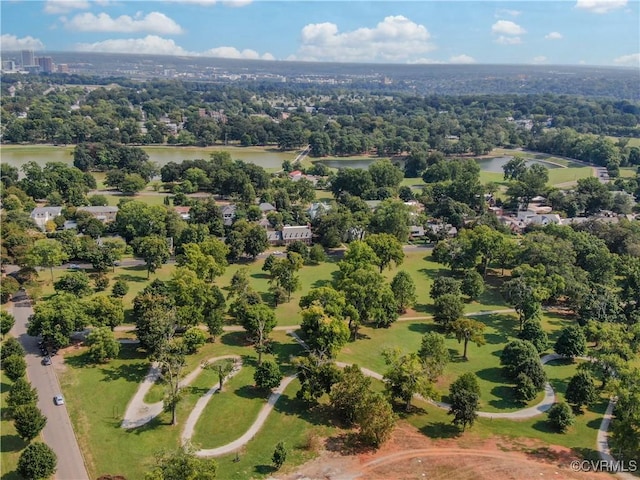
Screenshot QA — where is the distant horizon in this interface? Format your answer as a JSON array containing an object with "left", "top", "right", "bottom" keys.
[
  {"left": 1, "top": 50, "right": 638, "bottom": 71},
  {"left": 1, "top": 1, "right": 638, "bottom": 68}
]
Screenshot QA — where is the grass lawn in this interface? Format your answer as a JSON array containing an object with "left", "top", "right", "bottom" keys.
[
  {"left": 547, "top": 167, "right": 594, "bottom": 185},
  {"left": 0, "top": 371, "right": 27, "bottom": 480},
  {"left": 619, "top": 167, "right": 638, "bottom": 178},
  {"left": 190, "top": 361, "right": 266, "bottom": 449},
  {"left": 337, "top": 310, "right": 576, "bottom": 413}
]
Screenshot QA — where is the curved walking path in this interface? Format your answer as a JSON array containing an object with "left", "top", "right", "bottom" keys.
[
  {"left": 121, "top": 355, "right": 241, "bottom": 429},
  {"left": 120, "top": 331, "right": 627, "bottom": 471}
]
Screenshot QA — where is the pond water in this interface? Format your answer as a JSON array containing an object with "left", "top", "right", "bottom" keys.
[
  {"left": 317, "top": 156, "right": 560, "bottom": 171},
  {"left": 0, "top": 146, "right": 290, "bottom": 170}
]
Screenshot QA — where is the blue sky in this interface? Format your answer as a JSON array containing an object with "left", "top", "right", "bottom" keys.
[{"left": 1, "top": 0, "right": 638, "bottom": 66}]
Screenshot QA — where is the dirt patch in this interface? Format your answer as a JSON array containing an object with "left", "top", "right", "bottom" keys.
[{"left": 278, "top": 422, "right": 609, "bottom": 480}]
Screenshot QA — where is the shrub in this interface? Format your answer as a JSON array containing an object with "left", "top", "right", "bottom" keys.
[
  {"left": 272, "top": 441, "right": 287, "bottom": 470},
  {"left": 93, "top": 273, "right": 110, "bottom": 291},
  {"left": 182, "top": 327, "right": 207, "bottom": 354},
  {"left": 3, "top": 354, "right": 26, "bottom": 381},
  {"left": 547, "top": 402, "right": 575, "bottom": 432},
  {"left": 111, "top": 279, "right": 129, "bottom": 298}
]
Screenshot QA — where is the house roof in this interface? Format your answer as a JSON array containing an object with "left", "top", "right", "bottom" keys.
[
  {"left": 282, "top": 225, "right": 312, "bottom": 240},
  {"left": 259, "top": 202, "right": 276, "bottom": 212},
  {"left": 30, "top": 207, "right": 63, "bottom": 217},
  {"left": 221, "top": 204, "right": 237, "bottom": 215},
  {"left": 77, "top": 206, "right": 119, "bottom": 214}
]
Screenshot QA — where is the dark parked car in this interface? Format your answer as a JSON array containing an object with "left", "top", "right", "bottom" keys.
[{"left": 41, "top": 356, "right": 52, "bottom": 366}]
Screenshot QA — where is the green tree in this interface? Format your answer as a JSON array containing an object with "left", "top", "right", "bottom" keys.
[
  {"left": 554, "top": 325, "right": 587, "bottom": 359},
  {"left": 84, "top": 296, "right": 124, "bottom": 330},
  {"left": 272, "top": 441, "right": 287, "bottom": 470},
  {"left": 111, "top": 279, "right": 129, "bottom": 298},
  {"left": 17, "top": 442, "right": 57, "bottom": 480},
  {"left": 1, "top": 337, "right": 25, "bottom": 360},
  {"left": 515, "top": 372, "right": 538, "bottom": 402},
  {"left": 365, "top": 233, "right": 405, "bottom": 273},
  {"left": 390, "top": 270, "right": 417, "bottom": 313},
  {"left": 565, "top": 371, "right": 597, "bottom": 412},
  {"left": 518, "top": 319, "right": 548, "bottom": 353},
  {"left": 500, "top": 339, "right": 547, "bottom": 391},
  {"left": 356, "top": 392, "right": 396, "bottom": 448},
  {"left": 1, "top": 277, "right": 20, "bottom": 304},
  {"left": 54, "top": 271, "right": 93, "bottom": 297},
  {"left": 134, "top": 235, "right": 171, "bottom": 279},
  {"left": 86, "top": 327, "right": 121, "bottom": 363},
  {"left": 239, "top": 303, "right": 276, "bottom": 365},
  {"left": 13, "top": 404, "right": 47, "bottom": 441},
  {"left": 369, "top": 199, "right": 411, "bottom": 242},
  {"left": 330, "top": 364, "right": 371, "bottom": 425},
  {"left": 182, "top": 327, "right": 207, "bottom": 354},
  {"left": 382, "top": 348, "right": 436, "bottom": 411},
  {"left": 28, "top": 294, "right": 88, "bottom": 349},
  {"left": 300, "top": 305, "right": 349, "bottom": 358},
  {"left": 177, "top": 239, "right": 228, "bottom": 282},
  {"left": 309, "top": 243, "right": 326, "bottom": 264},
  {"left": 24, "top": 238, "right": 68, "bottom": 283},
  {"left": 3, "top": 354, "right": 26, "bottom": 381},
  {"left": 1, "top": 311, "right": 15, "bottom": 337},
  {"left": 145, "top": 445, "right": 217, "bottom": 480},
  {"left": 461, "top": 269, "right": 485, "bottom": 300},
  {"left": 417, "top": 332, "right": 450, "bottom": 382},
  {"left": 547, "top": 402, "right": 575, "bottom": 432},
  {"left": 136, "top": 306, "right": 175, "bottom": 358},
  {"left": 448, "top": 375, "right": 480, "bottom": 431},
  {"left": 295, "top": 354, "right": 342, "bottom": 405},
  {"left": 433, "top": 293, "right": 464, "bottom": 329},
  {"left": 7, "top": 378, "right": 38, "bottom": 414},
  {"left": 158, "top": 341, "right": 186, "bottom": 426},
  {"left": 430, "top": 276, "right": 462, "bottom": 300},
  {"left": 449, "top": 318, "right": 486, "bottom": 360},
  {"left": 254, "top": 359, "right": 283, "bottom": 390}
]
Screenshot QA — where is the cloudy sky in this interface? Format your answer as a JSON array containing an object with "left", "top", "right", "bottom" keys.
[{"left": 1, "top": 0, "right": 638, "bottom": 66}]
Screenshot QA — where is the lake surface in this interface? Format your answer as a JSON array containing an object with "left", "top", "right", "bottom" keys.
[
  {"left": 317, "top": 156, "right": 560, "bottom": 171},
  {"left": 0, "top": 146, "right": 291, "bottom": 170}
]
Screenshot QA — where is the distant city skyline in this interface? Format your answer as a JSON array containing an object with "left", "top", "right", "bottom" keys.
[{"left": 1, "top": 0, "right": 638, "bottom": 67}]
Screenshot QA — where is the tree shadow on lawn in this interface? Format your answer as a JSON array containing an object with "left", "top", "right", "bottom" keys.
[
  {"left": 1, "top": 470, "right": 21, "bottom": 480},
  {"left": 115, "top": 274, "right": 148, "bottom": 284},
  {"left": 420, "top": 421, "right": 462, "bottom": 439},
  {"left": 489, "top": 386, "right": 521, "bottom": 410},
  {"left": 411, "top": 302, "right": 432, "bottom": 314},
  {"left": 476, "top": 314, "right": 518, "bottom": 337},
  {"left": 251, "top": 272, "right": 270, "bottom": 280},
  {"left": 270, "top": 339, "right": 306, "bottom": 367},
  {"left": 312, "top": 278, "right": 332, "bottom": 288},
  {"left": 123, "top": 414, "right": 168, "bottom": 433},
  {"left": 273, "top": 392, "right": 331, "bottom": 427},
  {"left": 0, "top": 434, "right": 27, "bottom": 453},
  {"left": 221, "top": 331, "right": 251, "bottom": 347},
  {"left": 484, "top": 332, "right": 508, "bottom": 345},
  {"left": 99, "top": 361, "right": 151, "bottom": 383},
  {"left": 234, "top": 383, "right": 267, "bottom": 401},
  {"left": 476, "top": 366, "right": 508, "bottom": 384},
  {"left": 407, "top": 322, "right": 440, "bottom": 335},
  {"left": 254, "top": 465, "right": 276, "bottom": 475}
]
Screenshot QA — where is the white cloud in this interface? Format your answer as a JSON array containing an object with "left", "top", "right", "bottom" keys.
[
  {"left": 545, "top": 31, "right": 563, "bottom": 40},
  {"left": 161, "top": 0, "right": 252, "bottom": 6},
  {"left": 408, "top": 58, "right": 444, "bottom": 64},
  {"left": 75, "top": 35, "right": 192, "bottom": 55},
  {"left": 64, "top": 11, "right": 183, "bottom": 34},
  {"left": 75, "top": 35, "right": 274, "bottom": 59},
  {"left": 495, "top": 36, "right": 522, "bottom": 45},
  {"left": 0, "top": 34, "right": 45, "bottom": 50},
  {"left": 449, "top": 54, "right": 476, "bottom": 64},
  {"left": 294, "top": 15, "right": 435, "bottom": 63},
  {"left": 44, "top": 0, "right": 90, "bottom": 14},
  {"left": 575, "top": 0, "right": 627, "bottom": 13},
  {"left": 202, "top": 46, "right": 274, "bottom": 60},
  {"left": 532, "top": 56, "right": 547, "bottom": 64},
  {"left": 495, "top": 8, "right": 522, "bottom": 17},
  {"left": 491, "top": 20, "right": 526, "bottom": 35},
  {"left": 613, "top": 53, "right": 640, "bottom": 67}
]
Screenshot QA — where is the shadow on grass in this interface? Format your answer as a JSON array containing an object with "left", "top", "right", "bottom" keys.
[
  {"left": 123, "top": 414, "right": 168, "bottom": 433},
  {"left": 254, "top": 465, "right": 276, "bottom": 475},
  {"left": 100, "top": 361, "right": 150, "bottom": 383},
  {"left": 485, "top": 332, "right": 508, "bottom": 345},
  {"left": 412, "top": 303, "right": 432, "bottom": 314},
  {"left": 0, "top": 434, "right": 27, "bottom": 453},
  {"left": 489, "top": 386, "right": 520, "bottom": 409},
  {"left": 407, "top": 322, "right": 439, "bottom": 334},
  {"left": 1, "top": 470, "right": 21, "bottom": 480},
  {"left": 270, "top": 339, "right": 306, "bottom": 367},
  {"left": 273, "top": 392, "right": 330, "bottom": 427},
  {"left": 221, "top": 331, "right": 250, "bottom": 347},
  {"left": 0, "top": 381, "right": 11, "bottom": 394},
  {"left": 234, "top": 384, "right": 266, "bottom": 401},
  {"left": 312, "top": 278, "right": 332, "bottom": 288},
  {"left": 475, "top": 367, "right": 507, "bottom": 384},
  {"left": 420, "top": 421, "right": 462, "bottom": 439},
  {"left": 251, "top": 273, "right": 270, "bottom": 280}
]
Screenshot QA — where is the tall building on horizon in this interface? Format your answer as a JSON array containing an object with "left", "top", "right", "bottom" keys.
[
  {"left": 21, "top": 49, "right": 35, "bottom": 67},
  {"left": 37, "top": 56, "right": 54, "bottom": 73}
]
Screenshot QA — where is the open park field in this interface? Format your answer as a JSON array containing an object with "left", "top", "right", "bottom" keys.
[{"left": 4, "top": 248, "right": 620, "bottom": 480}]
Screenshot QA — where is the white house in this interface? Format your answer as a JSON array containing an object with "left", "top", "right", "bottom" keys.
[{"left": 30, "top": 207, "right": 62, "bottom": 230}]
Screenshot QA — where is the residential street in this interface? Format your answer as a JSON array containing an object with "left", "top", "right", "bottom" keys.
[{"left": 9, "top": 290, "right": 90, "bottom": 480}]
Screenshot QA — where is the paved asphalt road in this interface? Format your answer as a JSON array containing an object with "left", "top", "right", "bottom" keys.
[{"left": 10, "top": 290, "right": 90, "bottom": 480}]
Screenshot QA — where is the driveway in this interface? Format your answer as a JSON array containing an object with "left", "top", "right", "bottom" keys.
[{"left": 9, "top": 291, "right": 90, "bottom": 480}]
